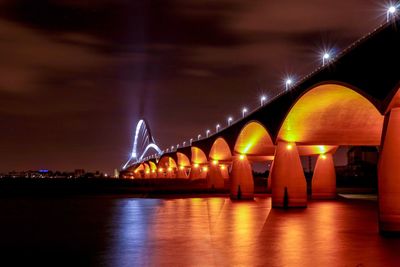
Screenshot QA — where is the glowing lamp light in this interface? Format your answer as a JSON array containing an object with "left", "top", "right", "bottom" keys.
[
  {"left": 239, "top": 154, "right": 245, "bottom": 160},
  {"left": 260, "top": 95, "right": 267, "bottom": 106},
  {"left": 321, "top": 154, "right": 327, "bottom": 160},
  {"left": 167, "top": 167, "right": 172, "bottom": 172},
  {"left": 388, "top": 6, "right": 397, "bottom": 22},
  {"left": 146, "top": 170, "right": 150, "bottom": 174},
  {"left": 206, "top": 129, "right": 210, "bottom": 137},
  {"left": 242, "top": 108, "right": 248, "bottom": 118},
  {"left": 322, "top": 52, "right": 331, "bottom": 66},
  {"left": 158, "top": 168, "right": 163, "bottom": 172},
  {"left": 134, "top": 170, "right": 138, "bottom": 174},
  {"left": 286, "top": 144, "right": 293, "bottom": 150},
  {"left": 202, "top": 166, "right": 208, "bottom": 172},
  {"left": 216, "top": 124, "right": 220, "bottom": 132},
  {"left": 194, "top": 163, "right": 199, "bottom": 168},
  {"left": 212, "top": 160, "right": 218, "bottom": 165},
  {"left": 198, "top": 134, "right": 201, "bottom": 140},
  {"left": 228, "top": 117, "right": 233, "bottom": 126},
  {"left": 179, "top": 166, "right": 184, "bottom": 170},
  {"left": 285, "top": 78, "right": 293, "bottom": 91},
  {"left": 220, "top": 165, "right": 226, "bottom": 170},
  {"left": 152, "top": 170, "right": 156, "bottom": 173}
]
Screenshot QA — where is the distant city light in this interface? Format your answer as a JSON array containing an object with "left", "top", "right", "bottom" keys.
[{"left": 242, "top": 108, "right": 248, "bottom": 118}]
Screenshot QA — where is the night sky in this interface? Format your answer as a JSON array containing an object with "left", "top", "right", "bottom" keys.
[{"left": 0, "top": 0, "right": 386, "bottom": 174}]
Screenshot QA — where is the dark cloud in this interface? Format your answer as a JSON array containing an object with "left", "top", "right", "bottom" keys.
[{"left": 0, "top": 0, "right": 384, "bottom": 173}]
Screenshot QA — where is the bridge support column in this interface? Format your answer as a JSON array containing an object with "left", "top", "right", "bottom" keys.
[
  {"left": 150, "top": 170, "right": 157, "bottom": 178},
  {"left": 177, "top": 167, "right": 188, "bottom": 178},
  {"left": 312, "top": 153, "right": 336, "bottom": 199},
  {"left": 166, "top": 169, "right": 176, "bottom": 178},
  {"left": 230, "top": 155, "right": 254, "bottom": 200},
  {"left": 189, "top": 165, "right": 201, "bottom": 180},
  {"left": 378, "top": 107, "right": 400, "bottom": 234},
  {"left": 267, "top": 161, "right": 274, "bottom": 193},
  {"left": 207, "top": 163, "right": 224, "bottom": 189},
  {"left": 220, "top": 165, "right": 230, "bottom": 179},
  {"left": 272, "top": 141, "right": 307, "bottom": 208}
]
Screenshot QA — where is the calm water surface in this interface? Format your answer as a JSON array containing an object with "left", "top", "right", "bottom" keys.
[{"left": 0, "top": 195, "right": 399, "bottom": 266}]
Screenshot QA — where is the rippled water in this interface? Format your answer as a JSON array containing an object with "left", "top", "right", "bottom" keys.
[{"left": 0, "top": 195, "right": 399, "bottom": 266}]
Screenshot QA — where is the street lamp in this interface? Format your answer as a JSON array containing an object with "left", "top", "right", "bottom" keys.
[
  {"left": 387, "top": 6, "right": 397, "bottom": 22},
  {"left": 216, "top": 124, "right": 220, "bottom": 132},
  {"left": 260, "top": 95, "right": 267, "bottom": 106},
  {"left": 197, "top": 134, "right": 201, "bottom": 140},
  {"left": 322, "top": 52, "right": 330, "bottom": 66},
  {"left": 206, "top": 129, "right": 210, "bottom": 137},
  {"left": 190, "top": 138, "right": 193, "bottom": 144},
  {"left": 242, "top": 108, "right": 248, "bottom": 118},
  {"left": 183, "top": 141, "right": 186, "bottom": 146},
  {"left": 228, "top": 116, "right": 233, "bottom": 126},
  {"left": 285, "top": 78, "right": 293, "bottom": 91}
]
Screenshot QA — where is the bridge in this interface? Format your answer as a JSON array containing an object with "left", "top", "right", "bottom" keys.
[{"left": 121, "top": 18, "right": 400, "bottom": 234}]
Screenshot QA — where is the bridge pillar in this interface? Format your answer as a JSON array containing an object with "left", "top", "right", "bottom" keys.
[
  {"left": 312, "top": 153, "right": 336, "bottom": 199},
  {"left": 189, "top": 165, "right": 201, "bottom": 180},
  {"left": 267, "top": 161, "right": 274, "bottom": 193},
  {"left": 177, "top": 167, "right": 188, "bottom": 178},
  {"left": 166, "top": 168, "right": 176, "bottom": 178},
  {"left": 206, "top": 163, "right": 224, "bottom": 189},
  {"left": 230, "top": 155, "right": 254, "bottom": 200},
  {"left": 272, "top": 141, "right": 307, "bottom": 208},
  {"left": 220, "top": 165, "right": 230, "bottom": 179},
  {"left": 150, "top": 170, "right": 157, "bottom": 178},
  {"left": 378, "top": 107, "right": 400, "bottom": 234}
]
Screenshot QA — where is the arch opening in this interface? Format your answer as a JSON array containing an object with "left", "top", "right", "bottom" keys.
[
  {"left": 209, "top": 137, "right": 232, "bottom": 161},
  {"left": 278, "top": 84, "right": 384, "bottom": 145}
]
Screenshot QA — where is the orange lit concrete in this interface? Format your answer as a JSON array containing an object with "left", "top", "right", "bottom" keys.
[
  {"left": 234, "top": 121, "right": 275, "bottom": 156},
  {"left": 271, "top": 142, "right": 307, "bottom": 208},
  {"left": 278, "top": 84, "right": 383, "bottom": 145},
  {"left": 149, "top": 162, "right": 157, "bottom": 178},
  {"left": 267, "top": 160, "right": 273, "bottom": 193},
  {"left": 230, "top": 155, "right": 254, "bottom": 200},
  {"left": 191, "top": 147, "right": 208, "bottom": 164},
  {"left": 177, "top": 167, "right": 188, "bottom": 178},
  {"left": 189, "top": 164, "right": 202, "bottom": 180},
  {"left": 220, "top": 165, "right": 230, "bottom": 179},
  {"left": 209, "top": 138, "right": 232, "bottom": 161},
  {"left": 378, "top": 107, "right": 400, "bottom": 233},
  {"left": 177, "top": 152, "right": 191, "bottom": 167},
  {"left": 207, "top": 163, "right": 224, "bottom": 189},
  {"left": 312, "top": 153, "right": 336, "bottom": 199}
]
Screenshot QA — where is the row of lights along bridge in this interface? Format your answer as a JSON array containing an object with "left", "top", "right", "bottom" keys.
[{"left": 142, "top": 5, "right": 398, "bottom": 161}]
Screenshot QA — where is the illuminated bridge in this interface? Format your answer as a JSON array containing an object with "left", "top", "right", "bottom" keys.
[{"left": 122, "top": 19, "right": 400, "bottom": 234}]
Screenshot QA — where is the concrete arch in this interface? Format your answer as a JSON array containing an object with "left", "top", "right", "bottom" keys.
[
  {"left": 177, "top": 152, "right": 191, "bottom": 167},
  {"left": 209, "top": 137, "right": 232, "bottom": 161},
  {"left": 149, "top": 161, "right": 157, "bottom": 170},
  {"left": 191, "top": 147, "right": 208, "bottom": 164},
  {"left": 157, "top": 156, "right": 178, "bottom": 169},
  {"left": 277, "top": 83, "right": 384, "bottom": 145},
  {"left": 234, "top": 121, "right": 275, "bottom": 156}
]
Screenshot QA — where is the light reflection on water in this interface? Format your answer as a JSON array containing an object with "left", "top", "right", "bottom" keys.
[{"left": 102, "top": 197, "right": 400, "bottom": 267}]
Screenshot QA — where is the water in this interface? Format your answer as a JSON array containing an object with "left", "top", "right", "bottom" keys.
[{"left": 0, "top": 195, "right": 399, "bottom": 266}]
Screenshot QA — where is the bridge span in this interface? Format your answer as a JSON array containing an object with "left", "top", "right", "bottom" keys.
[{"left": 122, "top": 19, "right": 400, "bottom": 234}]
